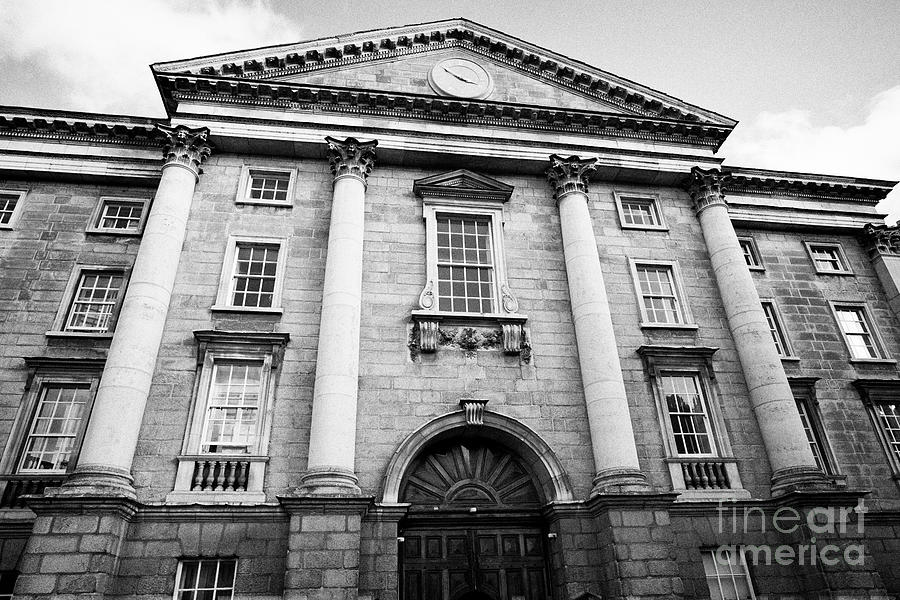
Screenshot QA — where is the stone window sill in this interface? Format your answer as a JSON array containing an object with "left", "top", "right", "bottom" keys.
[
  {"left": 748, "top": 266, "right": 766, "bottom": 272},
  {"left": 780, "top": 356, "right": 801, "bottom": 363},
  {"left": 815, "top": 270, "right": 855, "bottom": 277},
  {"left": 620, "top": 224, "right": 669, "bottom": 232},
  {"left": 849, "top": 358, "right": 897, "bottom": 366},
  {"left": 46, "top": 330, "right": 114, "bottom": 339},
  {"left": 235, "top": 200, "right": 293, "bottom": 208},
  {"left": 210, "top": 305, "right": 284, "bottom": 315},
  {"left": 639, "top": 322, "right": 699, "bottom": 331},
  {"left": 85, "top": 227, "right": 143, "bottom": 237}
]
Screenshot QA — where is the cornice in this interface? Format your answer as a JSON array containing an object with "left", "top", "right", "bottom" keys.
[
  {"left": 158, "top": 73, "right": 732, "bottom": 149},
  {"left": 0, "top": 106, "right": 163, "bottom": 148},
  {"left": 722, "top": 166, "right": 897, "bottom": 204},
  {"left": 153, "top": 20, "right": 735, "bottom": 126}
]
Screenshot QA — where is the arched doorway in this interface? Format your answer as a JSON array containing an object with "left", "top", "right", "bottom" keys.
[{"left": 398, "top": 437, "right": 552, "bottom": 600}]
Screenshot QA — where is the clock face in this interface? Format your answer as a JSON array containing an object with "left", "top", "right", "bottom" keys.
[{"left": 428, "top": 58, "right": 493, "bottom": 99}]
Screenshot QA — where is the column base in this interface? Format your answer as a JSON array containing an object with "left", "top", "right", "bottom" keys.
[
  {"left": 56, "top": 464, "right": 137, "bottom": 500},
  {"left": 294, "top": 467, "right": 362, "bottom": 497},
  {"left": 590, "top": 468, "right": 653, "bottom": 496},
  {"left": 770, "top": 465, "right": 834, "bottom": 496}
]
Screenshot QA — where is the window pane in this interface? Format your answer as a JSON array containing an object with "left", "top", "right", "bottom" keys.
[
  {"left": 762, "top": 302, "right": 789, "bottom": 356},
  {"left": 875, "top": 403, "right": 900, "bottom": 463},
  {"left": 621, "top": 198, "right": 658, "bottom": 226},
  {"left": 0, "top": 193, "right": 20, "bottom": 225},
  {"left": 637, "top": 265, "right": 681, "bottom": 324},
  {"left": 436, "top": 215, "right": 495, "bottom": 314},
  {"left": 65, "top": 272, "right": 123, "bottom": 332},
  {"left": 662, "top": 375, "right": 713, "bottom": 455},
  {"left": 811, "top": 246, "right": 845, "bottom": 271},
  {"left": 231, "top": 244, "right": 279, "bottom": 308},
  {"left": 19, "top": 384, "right": 90, "bottom": 472},
  {"left": 796, "top": 399, "right": 827, "bottom": 472},
  {"left": 248, "top": 171, "right": 291, "bottom": 202},
  {"left": 739, "top": 239, "right": 760, "bottom": 267},
  {"left": 99, "top": 201, "right": 144, "bottom": 230},
  {"left": 176, "top": 560, "right": 235, "bottom": 600},
  {"left": 835, "top": 307, "right": 878, "bottom": 359},
  {"left": 203, "top": 363, "right": 263, "bottom": 453}
]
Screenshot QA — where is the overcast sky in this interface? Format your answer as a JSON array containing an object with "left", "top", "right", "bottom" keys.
[{"left": 1, "top": 0, "right": 897, "bottom": 220}]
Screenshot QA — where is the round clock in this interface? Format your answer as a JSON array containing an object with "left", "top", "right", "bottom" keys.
[{"left": 428, "top": 58, "right": 494, "bottom": 99}]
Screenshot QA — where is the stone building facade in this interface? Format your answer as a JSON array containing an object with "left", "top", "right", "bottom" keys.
[{"left": 0, "top": 18, "right": 899, "bottom": 600}]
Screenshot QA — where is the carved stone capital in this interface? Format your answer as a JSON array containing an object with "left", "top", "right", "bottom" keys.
[
  {"left": 863, "top": 223, "right": 900, "bottom": 258},
  {"left": 686, "top": 167, "right": 728, "bottom": 215},
  {"left": 156, "top": 124, "right": 211, "bottom": 178},
  {"left": 325, "top": 136, "right": 377, "bottom": 183},
  {"left": 545, "top": 154, "right": 598, "bottom": 200}
]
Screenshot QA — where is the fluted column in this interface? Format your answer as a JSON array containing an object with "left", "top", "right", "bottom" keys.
[
  {"left": 546, "top": 155, "right": 650, "bottom": 495},
  {"left": 297, "top": 137, "right": 377, "bottom": 496},
  {"left": 66, "top": 125, "right": 211, "bottom": 497},
  {"left": 688, "top": 167, "right": 829, "bottom": 494}
]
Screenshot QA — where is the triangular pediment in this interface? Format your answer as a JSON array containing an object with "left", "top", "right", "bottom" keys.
[
  {"left": 413, "top": 170, "right": 514, "bottom": 202},
  {"left": 153, "top": 18, "right": 735, "bottom": 126}
]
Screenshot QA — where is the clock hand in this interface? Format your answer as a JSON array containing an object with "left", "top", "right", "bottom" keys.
[{"left": 442, "top": 66, "right": 477, "bottom": 84}]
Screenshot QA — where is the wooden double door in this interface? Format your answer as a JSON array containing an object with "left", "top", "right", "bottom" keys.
[{"left": 400, "top": 524, "right": 550, "bottom": 600}]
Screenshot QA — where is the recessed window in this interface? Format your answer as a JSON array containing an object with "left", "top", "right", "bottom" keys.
[
  {"left": 631, "top": 261, "right": 692, "bottom": 327},
  {"left": 806, "top": 242, "right": 852, "bottom": 275},
  {"left": 18, "top": 383, "right": 92, "bottom": 473},
  {"left": 795, "top": 397, "right": 830, "bottom": 473},
  {"left": 237, "top": 167, "right": 296, "bottom": 206},
  {"left": 201, "top": 361, "right": 264, "bottom": 454},
  {"left": 175, "top": 559, "right": 236, "bottom": 600},
  {"left": 615, "top": 193, "right": 665, "bottom": 230},
  {"left": 702, "top": 548, "right": 756, "bottom": 600},
  {"left": 738, "top": 237, "right": 763, "bottom": 270},
  {"left": 88, "top": 197, "right": 149, "bottom": 234},
  {"left": 436, "top": 214, "right": 496, "bottom": 313},
  {"left": 761, "top": 301, "right": 792, "bottom": 357},
  {"left": 873, "top": 402, "right": 900, "bottom": 465},
  {"left": 662, "top": 374, "right": 716, "bottom": 456},
  {"left": 832, "top": 304, "right": 886, "bottom": 360},
  {"left": 0, "top": 571, "right": 18, "bottom": 600},
  {"left": 65, "top": 272, "right": 124, "bottom": 333},
  {"left": 214, "top": 237, "right": 286, "bottom": 312},
  {"left": 0, "top": 190, "right": 26, "bottom": 229}
]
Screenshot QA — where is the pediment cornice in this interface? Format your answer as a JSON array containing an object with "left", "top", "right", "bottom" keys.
[
  {"left": 153, "top": 18, "right": 736, "bottom": 127},
  {"left": 155, "top": 72, "right": 733, "bottom": 149},
  {"left": 413, "top": 169, "right": 514, "bottom": 202}
]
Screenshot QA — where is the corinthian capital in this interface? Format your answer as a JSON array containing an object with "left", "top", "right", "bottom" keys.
[
  {"left": 863, "top": 223, "right": 900, "bottom": 258},
  {"left": 686, "top": 167, "right": 728, "bottom": 214},
  {"left": 325, "top": 136, "right": 378, "bottom": 182},
  {"left": 545, "top": 154, "right": 598, "bottom": 200},
  {"left": 156, "top": 124, "right": 212, "bottom": 178}
]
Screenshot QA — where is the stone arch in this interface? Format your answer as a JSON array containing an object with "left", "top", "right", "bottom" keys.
[{"left": 381, "top": 410, "right": 575, "bottom": 504}]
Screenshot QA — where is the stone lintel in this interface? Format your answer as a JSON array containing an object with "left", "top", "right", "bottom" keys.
[{"left": 278, "top": 495, "right": 373, "bottom": 515}]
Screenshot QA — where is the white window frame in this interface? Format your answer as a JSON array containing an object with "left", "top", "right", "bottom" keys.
[
  {"left": 0, "top": 365, "right": 102, "bottom": 479},
  {"left": 613, "top": 192, "right": 667, "bottom": 231},
  {"left": 702, "top": 548, "right": 757, "bottom": 600},
  {"left": 737, "top": 236, "right": 764, "bottom": 271},
  {"left": 86, "top": 196, "right": 151, "bottom": 235},
  {"left": 789, "top": 378, "right": 840, "bottom": 478},
  {"left": 173, "top": 558, "right": 236, "bottom": 600},
  {"left": 657, "top": 372, "right": 720, "bottom": 458},
  {"left": 212, "top": 236, "right": 287, "bottom": 313},
  {"left": 829, "top": 301, "right": 891, "bottom": 362},
  {"left": 0, "top": 189, "right": 27, "bottom": 230},
  {"left": 183, "top": 351, "right": 276, "bottom": 458},
  {"left": 48, "top": 265, "right": 129, "bottom": 338},
  {"left": 236, "top": 166, "right": 297, "bottom": 207},
  {"left": 760, "top": 299, "right": 795, "bottom": 358},
  {"left": 805, "top": 242, "right": 853, "bottom": 275},
  {"left": 855, "top": 380, "right": 900, "bottom": 479},
  {"left": 629, "top": 259, "right": 696, "bottom": 329},
  {"left": 423, "top": 200, "right": 509, "bottom": 316}
]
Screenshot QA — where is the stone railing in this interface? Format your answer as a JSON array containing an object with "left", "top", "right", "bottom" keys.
[
  {"left": 680, "top": 460, "right": 731, "bottom": 490},
  {"left": 166, "top": 455, "right": 268, "bottom": 504},
  {"left": 0, "top": 474, "right": 66, "bottom": 508}
]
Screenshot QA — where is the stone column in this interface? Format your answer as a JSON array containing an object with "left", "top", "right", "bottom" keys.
[
  {"left": 65, "top": 125, "right": 211, "bottom": 497},
  {"left": 546, "top": 155, "right": 649, "bottom": 495},
  {"left": 297, "top": 137, "right": 377, "bottom": 496},
  {"left": 687, "top": 167, "right": 828, "bottom": 494},
  {"left": 863, "top": 224, "right": 900, "bottom": 320}
]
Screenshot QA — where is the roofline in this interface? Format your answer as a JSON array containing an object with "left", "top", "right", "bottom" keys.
[
  {"left": 151, "top": 17, "right": 736, "bottom": 127},
  {"left": 723, "top": 165, "right": 898, "bottom": 190},
  {"left": 0, "top": 103, "right": 161, "bottom": 126}
]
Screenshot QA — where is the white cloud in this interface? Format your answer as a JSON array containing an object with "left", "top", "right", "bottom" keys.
[
  {"left": 720, "top": 85, "right": 900, "bottom": 224},
  {"left": 0, "top": 0, "right": 300, "bottom": 115}
]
